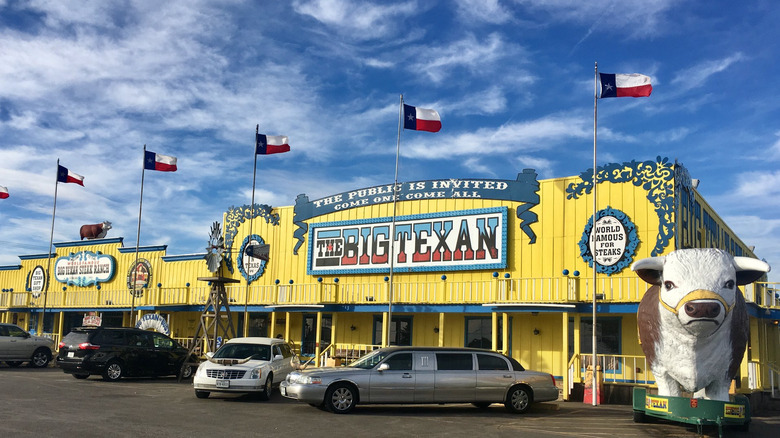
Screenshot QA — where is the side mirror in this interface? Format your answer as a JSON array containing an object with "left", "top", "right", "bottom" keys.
[
  {"left": 377, "top": 363, "right": 390, "bottom": 372},
  {"left": 205, "top": 352, "right": 214, "bottom": 359},
  {"left": 273, "top": 354, "right": 284, "bottom": 362}
]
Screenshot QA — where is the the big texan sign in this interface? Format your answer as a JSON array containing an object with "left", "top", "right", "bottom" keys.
[{"left": 308, "top": 208, "right": 507, "bottom": 275}]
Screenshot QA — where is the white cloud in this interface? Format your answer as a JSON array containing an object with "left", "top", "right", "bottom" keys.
[
  {"left": 292, "top": 0, "right": 419, "bottom": 40},
  {"left": 404, "top": 114, "right": 590, "bottom": 159},
  {"left": 455, "top": 0, "right": 512, "bottom": 24},
  {"left": 410, "top": 33, "right": 515, "bottom": 83},
  {"left": 514, "top": 0, "right": 678, "bottom": 36},
  {"left": 671, "top": 53, "right": 746, "bottom": 92}
]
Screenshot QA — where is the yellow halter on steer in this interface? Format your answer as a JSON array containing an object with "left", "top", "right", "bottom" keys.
[{"left": 659, "top": 289, "right": 734, "bottom": 316}]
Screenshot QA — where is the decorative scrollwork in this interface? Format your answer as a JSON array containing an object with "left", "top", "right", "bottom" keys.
[
  {"left": 566, "top": 156, "right": 675, "bottom": 256},
  {"left": 223, "top": 204, "right": 280, "bottom": 273}
]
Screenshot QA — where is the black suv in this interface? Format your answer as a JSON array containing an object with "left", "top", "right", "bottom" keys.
[{"left": 56, "top": 327, "right": 195, "bottom": 381}]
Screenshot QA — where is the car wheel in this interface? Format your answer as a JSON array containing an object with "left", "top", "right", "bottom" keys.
[
  {"left": 30, "top": 348, "right": 52, "bottom": 368},
  {"left": 472, "top": 402, "right": 492, "bottom": 409},
  {"left": 505, "top": 385, "right": 532, "bottom": 414},
  {"left": 6, "top": 361, "right": 23, "bottom": 367},
  {"left": 259, "top": 373, "right": 273, "bottom": 401},
  {"left": 73, "top": 373, "right": 89, "bottom": 379},
  {"left": 195, "top": 390, "right": 210, "bottom": 399},
  {"left": 102, "top": 360, "right": 124, "bottom": 382},
  {"left": 179, "top": 365, "right": 193, "bottom": 380},
  {"left": 325, "top": 383, "right": 357, "bottom": 414}
]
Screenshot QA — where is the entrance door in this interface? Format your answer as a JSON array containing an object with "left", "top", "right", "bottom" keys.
[{"left": 300, "top": 314, "right": 331, "bottom": 357}]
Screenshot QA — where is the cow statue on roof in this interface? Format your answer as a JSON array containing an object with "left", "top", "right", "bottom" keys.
[
  {"left": 631, "top": 248, "right": 770, "bottom": 401},
  {"left": 80, "top": 221, "right": 112, "bottom": 240}
]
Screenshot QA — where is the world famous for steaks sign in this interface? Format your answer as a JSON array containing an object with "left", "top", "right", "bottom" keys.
[{"left": 308, "top": 207, "right": 507, "bottom": 275}]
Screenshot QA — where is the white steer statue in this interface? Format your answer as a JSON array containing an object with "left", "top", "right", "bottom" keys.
[{"left": 631, "top": 248, "right": 770, "bottom": 401}]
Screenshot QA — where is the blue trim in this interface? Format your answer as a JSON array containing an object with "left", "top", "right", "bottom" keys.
[
  {"left": 54, "top": 237, "right": 123, "bottom": 248},
  {"left": 162, "top": 254, "right": 206, "bottom": 262},
  {"left": 0, "top": 265, "right": 22, "bottom": 271},
  {"left": 746, "top": 302, "right": 780, "bottom": 320},
  {"left": 118, "top": 245, "right": 168, "bottom": 253},
  {"left": 19, "top": 253, "right": 56, "bottom": 260}
]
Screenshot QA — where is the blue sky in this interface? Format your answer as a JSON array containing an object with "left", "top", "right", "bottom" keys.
[{"left": 1, "top": 0, "right": 779, "bottom": 281}]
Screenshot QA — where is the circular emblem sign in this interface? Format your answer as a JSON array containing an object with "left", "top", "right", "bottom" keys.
[
  {"left": 579, "top": 207, "right": 639, "bottom": 275},
  {"left": 29, "top": 266, "right": 47, "bottom": 298},
  {"left": 135, "top": 313, "right": 170, "bottom": 336},
  {"left": 238, "top": 234, "right": 267, "bottom": 284},
  {"left": 127, "top": 259, "right": 152, "bottom": 298}
]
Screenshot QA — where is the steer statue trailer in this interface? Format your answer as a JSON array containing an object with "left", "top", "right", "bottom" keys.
[
  {"left": 632, "top": 387, "right": 750, "bottom": 436},
  {"left": 629, "top": 249, "right": 769, "bottom": 436}
]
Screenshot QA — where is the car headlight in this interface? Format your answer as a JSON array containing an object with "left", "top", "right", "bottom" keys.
[
  {"left": 250, "top": 367, "right": 263, "bottom": 379},
  {"left": 300, "top": 375, "right": 322, "bottom": 385}
]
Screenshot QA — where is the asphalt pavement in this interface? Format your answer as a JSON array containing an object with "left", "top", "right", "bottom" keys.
[{"left": 1, "top": 364, "right": 778, "bottom": 437}]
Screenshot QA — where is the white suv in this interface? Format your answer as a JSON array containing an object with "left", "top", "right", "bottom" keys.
[
  {"left": 0, "top": 323, "right": 56, "bottom": 368},
  {"left": 193, "top": 337, "right": 299, "bottom": 399}
]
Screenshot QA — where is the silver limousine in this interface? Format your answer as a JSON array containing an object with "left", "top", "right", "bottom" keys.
[{"left": 280, "top": 346, "right": 559, "bottom": 414}]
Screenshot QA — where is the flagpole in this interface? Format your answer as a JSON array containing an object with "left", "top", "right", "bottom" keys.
[
  {"left": 244, "top": 125, "right": 260, "bottom": 337},
  {"left": 131, "top": 145, "right": 147, "bottom": 326},
  {"left": 387, "top": 94, "right": 403, "bottom": 347},
  {"left": 41, "top": 159, "right": 60, "bottom": 335},
  {"left": 592, "top": 61, "right": 599, "bottom": 407}
]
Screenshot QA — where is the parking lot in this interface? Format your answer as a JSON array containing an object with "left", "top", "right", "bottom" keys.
[{"left": 2, "top": 365, "right": 778, "bottom": 437}]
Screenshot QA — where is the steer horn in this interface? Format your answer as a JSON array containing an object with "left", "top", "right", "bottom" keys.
[{"left": 207, "top": 356, "right": 253, "bottom": 366}]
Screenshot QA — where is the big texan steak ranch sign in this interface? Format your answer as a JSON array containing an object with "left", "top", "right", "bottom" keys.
[
  {"left": 54, "top": 251, "right": 116, "bottom": 287},
  {"left": 308, "top": 208, "right": 507, "bottom": 275}
]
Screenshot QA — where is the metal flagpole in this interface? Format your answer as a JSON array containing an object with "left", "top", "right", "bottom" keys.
[
  {"left": 131, "top": 145, "right": 147, "bottom": 326},
  {"left": 592, "top": 61, "right": 599, "bottom": 406},
  {"left": 244, "top": 125, "right": 260, "bottom": 336},
  {"left": 387, "top": 94, "right": 403, "bottom": 347},
  {"left": 41, "top": 159, "right": 61, "bottom": 335}
]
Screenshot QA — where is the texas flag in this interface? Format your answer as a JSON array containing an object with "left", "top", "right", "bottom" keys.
[
  {"left": 0, "top": 185, "right": 8, "bottom": 199},
  {"left": 256, "top": 134, "right": 290, "bottom": 155},
  {"left": 144, "top": 150, "right": 178, "bottom": 172},
  {"left": 599, "top": 73, "right": 652, "bottom": 98},
  {"left": 57, "top": 165, "right": 85, "bottom": 186},
  {"left": 403, "top": 104, "right": 441, "bottom": 132}
]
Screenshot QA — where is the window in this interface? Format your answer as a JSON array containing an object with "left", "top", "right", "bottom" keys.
[
  {"left": 477, "top": 353, "right": 509, "bottom": 371},
  {"left": 578, "top": 317, "right": 622, "bottom": 372},
  {"left": 279, "top": 343, "right": 293, "bottom": 358},
  {"left": 383, "top": 353, "right": 412, "bottom": 370},
  {"left": 6, "top": 325, "right": 26, "bottom": 337},
  {"left": 151, "top": 333, "right": 173, "bottom": 349},
  {"left": 465, "top": 317, "right": 502, "bottom": 350},
  {"left": 246, "top": 314, "right": 269, "bottom": 337},
  {"left": 94, "top": 330, "right": 125, "bottom": 345},
  {"left": 373, "top": 316, "right": 412, "bottom": 346},
  {"left": 436, "top": 353, "right": 473, "bottom": 370}
]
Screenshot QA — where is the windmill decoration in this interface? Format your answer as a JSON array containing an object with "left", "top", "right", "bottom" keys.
[{"left": 205, "top": 221, "right": 225, "bottom": 273}]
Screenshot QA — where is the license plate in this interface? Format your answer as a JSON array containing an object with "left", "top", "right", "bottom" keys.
[
  {"left": 216, "top": 379, "right": 230, "bottom": 388},
  {"left": 280, "top": 386, "right": 287, "bottom": 396},
  {"left": 67, "top": 352, "right": 74, "bottom": 358}
]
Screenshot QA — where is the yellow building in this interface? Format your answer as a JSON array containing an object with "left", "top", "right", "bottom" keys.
[{"left": 2, "top": 156, "right": 779, "bottom": 403}]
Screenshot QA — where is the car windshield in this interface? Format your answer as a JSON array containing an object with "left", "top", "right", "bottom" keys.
[
  {"left": 348, "top": 349, "right": 391, "bottom": 369},
  {"left": 213, "top": 343, "right": 271, "bottom": 360}
]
